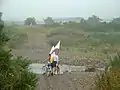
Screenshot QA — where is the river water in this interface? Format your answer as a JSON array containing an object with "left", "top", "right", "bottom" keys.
[
  {"left": 29, "top": 63, "right": 87, "bottom": 74},
  {"left": 29, "top": 63, "right": 105, "bottom": 74}
]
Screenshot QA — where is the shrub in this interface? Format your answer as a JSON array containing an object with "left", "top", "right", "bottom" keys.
[
  {"left": 0, "top": 13, "right": 37, "bottom": 90},
  {"left": 0, "top": 49, "right": 37, "bottom": 90},
  {"left": 3, "top": 26, "right": 28, "bottom": 49},
  {"left": 110, "top": 52, "right": 120, "bottom": 69},
  {"left": 93, "top": 53, "right": 120, "bottom": 90}
]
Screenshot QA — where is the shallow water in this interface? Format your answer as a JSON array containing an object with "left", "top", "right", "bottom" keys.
[{"left": 29, "top": 63, "right": 87, "bottom": 74}]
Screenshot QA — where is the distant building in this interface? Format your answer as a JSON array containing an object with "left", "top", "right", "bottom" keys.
[{"left": 54, "top": 17, "right": 82, "bottom": 23}]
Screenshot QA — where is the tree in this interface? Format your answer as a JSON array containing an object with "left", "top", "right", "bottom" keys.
[
  {"left": 111, "top": 17, "right": 120, "bottom": 24},
  {"left": 80, "top": 18, "right": 86, "bottom": 24},
  {"left": 0, "top": 12, "right": 37, "bottom": 90},
  {"left": 86, "top": 15, "right": 101, "bottom": 26},
  {"left": 43, "top": 17, "right": 55, "bottom": 25},
  {"left": 0, "top": 12, "right": 9, "bottom": 45},
  {"left": 24, "top": 17, "right": 36, "bottom": 25}
]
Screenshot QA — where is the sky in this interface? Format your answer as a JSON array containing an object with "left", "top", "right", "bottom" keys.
[{"left": 0, "top": 0, "right": 120, "bottom": 21}]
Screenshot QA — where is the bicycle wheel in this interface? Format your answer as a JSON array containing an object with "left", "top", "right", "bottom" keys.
[
  {"left": 46, "top": 68, "right": 51, "bottom": 76},
  {"left": 42, "top": 65, "right": 47, "bottom": 74}
]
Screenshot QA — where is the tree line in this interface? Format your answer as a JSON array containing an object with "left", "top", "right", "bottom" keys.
[{"left": 24, "top": 15, "right": 120, "bottom": 26}]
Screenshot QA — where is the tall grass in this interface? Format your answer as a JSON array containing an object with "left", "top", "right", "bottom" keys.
[
  {"left": 93, "top": 52, "right": 120, "bottom": 90},
  {"left": 91, "top": 32, "right": 120, "bottom": 46},
  {"left": 4, "top": 26, "right": 28, "bottom": 49}
]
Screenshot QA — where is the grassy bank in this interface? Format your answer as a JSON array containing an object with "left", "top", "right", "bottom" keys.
[{"left": 6, "top": 24, "right": 120, "bottom": 66}]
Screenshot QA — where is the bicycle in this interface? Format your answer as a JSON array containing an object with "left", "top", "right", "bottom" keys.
[
  {"left": 42, "top": 63, "right": 60, "bottom": 76},
  {"left": 42, "top": 63, "right": 52, "bottom": 76}
]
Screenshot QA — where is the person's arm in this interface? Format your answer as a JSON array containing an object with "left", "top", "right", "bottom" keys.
[{"left": 47, "top": 56, "right": 50, "bottom": 62}]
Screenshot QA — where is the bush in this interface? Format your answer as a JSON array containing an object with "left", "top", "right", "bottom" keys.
[
  {"left": 93, "top": 53, "right": 120, "bottom": 90},
  {"left": 0, "top": 13, "right": 37, "bottom": 90},
  {"left": 110, "top": 52, "right": 120, "bottom": 69},
  {"left": 0, "top": 49, "right": 37, "bottom": 90},
  {"left": 3, "top": 26, "right": 28, "bottom": 49}
]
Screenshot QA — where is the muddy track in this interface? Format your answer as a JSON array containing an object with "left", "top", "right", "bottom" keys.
[
  {"left": 36, "top": 72, "right": 96, "bottom": 90},
  {"left": 36, "top": 75, "right": 48, "bottom": 90},
  {"left": 36, "top": 74, "right": 77, "bottom": 90}
]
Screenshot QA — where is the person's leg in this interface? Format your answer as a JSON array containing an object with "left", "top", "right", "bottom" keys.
[
  {"left": 51, "top": 61, "right": 55, "bottom": 75},
  {"left": 54, "top": 61, "right": 58, "bottom": 75},
  {"left": 48, "top": 63, "right": 52, "bottom": 72},
  {"left": 55, "top": 56, "right": 59, "bottom": 74},
  {"left": 53, "top": 61, "right": 57, "bottom": 75},
  {"left": 50, "top": 62, "right": 53, "bottom": 75}
]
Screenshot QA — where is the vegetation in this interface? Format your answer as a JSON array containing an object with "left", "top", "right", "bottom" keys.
[
  {"left": 4, "top": 26, "right": 28, "bottom": 49},
  {"left": 6, "top": 15, "right": 120, "bottom": 65},
  {"left": 0, "top": 12, "right": 37, "bottom": 90},
  {"left": 45, "top": 15, "right": 120, "bottom": 49},
  {"left": 3, "top": 14, "right": 120, "bottom": 89},
  {"left": 41, "top": 15, "right": 120, "bottom": 65},
  {"left": 43, "top": 16, "right": 120, "bottom": 89},
  {"left": 93, "top": 53, "right": 120, "bottom": 90},
  {"left": 43, "top": 17, "right": 55, "bottom": 25},
  {"left": 24, "top": 17, "right": 36, "bottom": 25}
]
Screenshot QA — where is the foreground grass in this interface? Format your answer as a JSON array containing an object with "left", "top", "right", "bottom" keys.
[{"left": 93, "top": 53, "right": 120, "bottom": 90}]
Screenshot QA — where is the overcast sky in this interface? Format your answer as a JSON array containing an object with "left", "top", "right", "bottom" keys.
[{"left": 0, "top": 0, "right": 120, "bottom": 21}]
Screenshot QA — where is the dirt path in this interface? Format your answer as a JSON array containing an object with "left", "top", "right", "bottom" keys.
[{"left": 36, "top": 72, "right": 96, "bottom": 90}]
